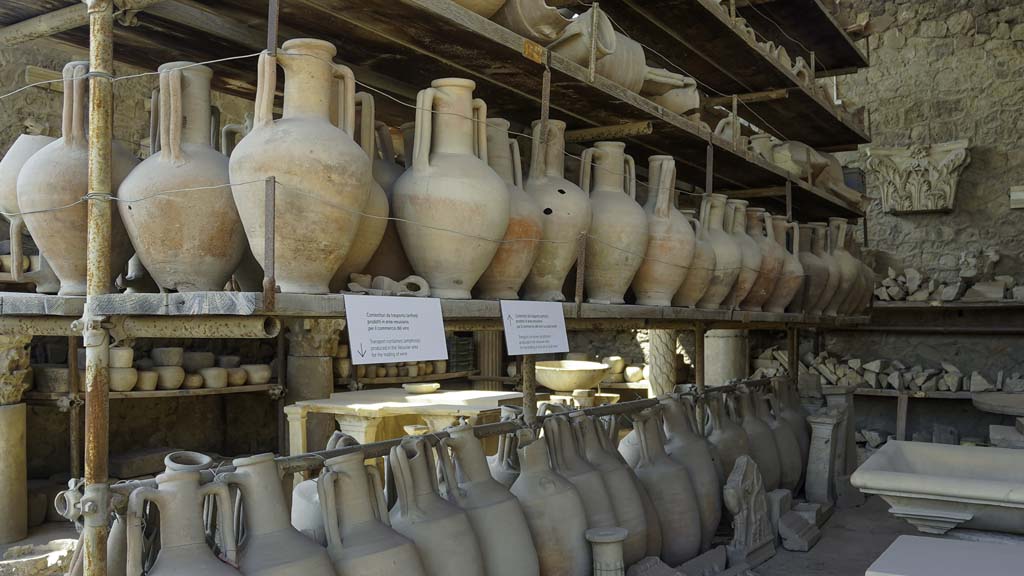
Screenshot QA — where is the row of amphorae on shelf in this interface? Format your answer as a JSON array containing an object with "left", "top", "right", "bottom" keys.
[
  {"left": 0, "top": 38, "right": 868, "bottom": 314},
  {"left": 78, "top": 382, "right": 807, "bottom": 576}
]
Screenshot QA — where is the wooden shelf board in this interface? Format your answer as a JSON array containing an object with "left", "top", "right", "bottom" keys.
[
  {"left": 24, "top": 383, "right": 275, "bottom": 403},
  {"left": 336, "top": 370, "right": 475, "bottom": 386},
  {"left": 854, "top": 388, "right": 972, "bottom": 400}
]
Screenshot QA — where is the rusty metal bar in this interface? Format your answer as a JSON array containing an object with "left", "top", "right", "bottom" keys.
[
  {"left": 564, "top": 121, "right": 654, "bottom": 143},
  {"left": 705, "top": 142, "right": 714, "bottom": 195},
  {"left": 588, "top": 3, "right": 599, "bottom": 83},
  {"left": 263, "top": 176, "right": 277, "bottom": 312},
  {"left": 114, "top": 316, "right": 281, "bottom": 339},
  {"left": 785, "top": 179, "right": 793, "bottom": 221},
  {"left": 68, "top": 336, "right": 82, "bottom": 480},
  {"left": 0, "top": 0, "right": 164, "bottom": 47},
  {"left": 521, "top": 355, "right": 537, "bottom": 425},
  {"left": 694, "top": 321, "right": 706, "bottom": 392},
  {"left": 266, "top": 0, "right": 280, "bottom": 55},
  {"left": 574, "top": 231, "right": 587, "bottom": 316},
  {"left": 787, "top": 327, "right": 799, "bottom": 381},
  {"left": 82, "top": 1, "right": 114, "bottom": 573},
  {"left": 0, "top": 317, "right": 77, "bottom": 336},
  {"left": 704, "top": 89, "right": 790, "bottom": 107}
]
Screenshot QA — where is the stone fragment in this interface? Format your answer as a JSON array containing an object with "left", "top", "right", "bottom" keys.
[
  {"left": 996, "top": 370, "right": 1005, "bottom": 391},
  {"left": 921, "top": 376, "right": 938, "bottom": 393},
  {"left": 862, "top": 429, "right": 887, "bottom": 448},
  {"left": 989, "top": 425, "right": 1024, "bottom": 449},
  {"left": 627, "top": 557, "right": 682, "bottom": 576},
  {"left": 779, "top": 511, "right": 821, "bottom": 552},
  {"left": 887, "top": 266, "right": 897, "bottom": 280},
  {"left": 891, "top": 360, "right": 907, "bottom": 371},
  {"left": 944, "top": 372, "right": 962, "bottom": 393},
  {"left": 940, "top": 281, "right": 966, "bottom": 302},
  {"left": 1013, "top": 286, "right": 1024, "bottom": 302},
  {"left": 970, "top": 371, "right": 994, "bottom": 393},
  {"left": 1016, "top": 417, "right": 1024, "bottom": 435},
  {"left": 907, "top": 287, "right": 931, "bottom": 301},
  {"left": 677, "top": 546, "right": 727, "bottom": 576},
  {"left": 863, "top": 360, "right": 883, "bottom": 373},
  {"left": 724, "top": 456, "right": 777, "bottom": 568},
  {"left": 962, "top": 280, "right": 1007, "bottom": 301},
  {"left": 792, "top": 502, "right": 826, "bottom": 528},
  {"left": 864, "top": 371, "right": 878, "bottom": 388},
  {"left": 881, "top": 277, "right": 897, "bottom": 288},
  {"left": 815, "top": 363, "right": 839, "bottom": 385},
  {"left": 886, "top": 371, "right": 901, "bottom": 390},
  {"left": 932, "top": 424, "right": 959, "bottom": 445},
  {"left": 624, "top": 365, "right": 644, "bottom": 382},
  {"left": 886, "top": 285, "right": 907, "bottom": 300},
  {"left": 905, "top": 268, "right": 922, "bottom": 293},
  {"left": 874, "top": 287, "right": 890, "bottom": 301},
  {"left": 848, "top": 358, "right": 862, "bottom": 372},
  {"left": 941, "top": 362, "right": 961, "bottom": 375},
  {"left": 995, "top": 275, "right": 1017, "bottom": 290},
  {"left": 766, "top": 489, "right": 793, "bottom": 540}
]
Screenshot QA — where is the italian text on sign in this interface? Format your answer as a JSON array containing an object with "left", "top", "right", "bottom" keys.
[
  {"left": 345, "top": 295, "right": 448, "bottom": 365},
  {"left": 500, "top": 300, "right": 569, "bottom": 356}
]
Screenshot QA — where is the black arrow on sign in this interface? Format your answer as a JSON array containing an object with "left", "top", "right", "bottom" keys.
[{"left": 357, "top": 342, "right": 367, "bottom": 358}]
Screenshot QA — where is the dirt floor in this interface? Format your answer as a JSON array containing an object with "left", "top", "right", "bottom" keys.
[{"left": 759, "top": 495, "right": 917, "bottom": 576}]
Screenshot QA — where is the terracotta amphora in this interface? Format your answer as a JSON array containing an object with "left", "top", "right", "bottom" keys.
[
  {"left": 521, "top": 120, "right": 591, "bottom": 301},
  {"left": 571, "top": 414, "right": 647, "bottom": 566},
  {"left": 330, "top": 92, "right": 389, "bottom": 291},
  {"left": 493, "top": 0, "right": 573, "bottom": 44},
  {"left": 661, "top": 396, "right": 721, "bottom": 553},
  {"left": 824, "top": 217, "right": 859, "bottom": 317},
  {"left": 318, "top": 450, "right": 427, "bottom": 576},
  {"left": 476, "top": 118, "right": 543, "bottom": 300},
  {"left": 126, "top": 453, "right": 239, "bottom": 576},
  {"left": 672, "top": 209, "right": 716, "bottom": 307},
  {"left": 438, "top": 424, "right": 539, "bottom": 576},
  {"left": 695, "top": 194, "right": 741, "bottom": 309},
  {"left": 630, "top": 407, "right": 702, "bottom": 566},
  {"left": 119, "top": 62, "right": 245, "bottom": 292},
  {"left": 548, "top": 8, "right": 616, "bottom": 68},
  {"left": 0, "top": 134, "right": 56, "bottom": 291},
  {"left": 230, "top": 40, "right": 371, "bottom": 294},
  {"left": 857, "top": 243, "right": 874, "bottom": 314},
  {"left": 738, "top": 208, "right": 784, "bottom": 312},
  {"left": 290, "top": 431, "right": 359, "bottom": 545},
  {"left": 106, "top": 494, "right": 128, "bottom": 576},
  {"left": 510, "top": 429, "right": 591, "bottom": 576},
  {"left": 753, "top": 392, "right": 801, "bottom": 493},
  {"left": 631, "top": 156, "right": 695, "bottom": 307},
  {"left": 18, "top": 61, "right": 137, "bottom": 295},
  {"left": 542, "top": 413, "right": 619, "bottom": 530},
  {"left": 706, "top": 393, "right": 751, "bottom": 483},
  {"left": 389, "top": 437, "right": 486, "bottom": 576},
  {"left": 732, "top": 388, "right": 781, "bottom": 492},
  {"left": 363, "top": 121, "right": 415, "bottom": 280},
  {"left": 215, "top": 453, "right": 334, "bottom": 576},
  {"left": 772, "top": 379, "right": 809, "bottom": 476},
  {"left": 581, "top": 141, "right": 648, "bottom": 304},
  {"left": 487, "top": 406, "right": 522, "bottom": 487},
  {"left": 763, "top": 216, "right": 804, "bottom": 313},
  {"left": 789, "top": 223, "right": 828, "bottom": 315},
  {"left": 393, "top": 78, "right": 510, "bottom": 299},
  {"left": 838, "top": 221, "right": 865, "bottom": 315},
  {"left": 808, "top": 222, "right": 840, "bottom": 315},
  {"left": 722, "top": 199, "right": 762, "bottom": 309}
]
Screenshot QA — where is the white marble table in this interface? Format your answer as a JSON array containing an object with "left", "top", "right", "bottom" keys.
[
  {"left": 283, "top": 388, "right": 524, "bottom": 457},
  {"left": 866, "top": 535, "right": 1024, "bottom": 576}
]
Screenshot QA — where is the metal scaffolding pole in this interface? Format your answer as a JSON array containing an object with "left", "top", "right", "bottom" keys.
[{"left": 80, "top": 2, "right": 114, "bottom": 575}]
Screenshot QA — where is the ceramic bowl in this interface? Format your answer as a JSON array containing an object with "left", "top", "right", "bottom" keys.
[
  {"left": 226, "top": 368, "right": 248, "bottom": 387},
  {"left": 154, "top": 366, "right": 185, "bottom": 390},
  {"left": 200, "top": 367, "right": 228, "bottom": 389},
  {"left": 241, "top": 364, "right": 272, "bottom": 385},
  {"left": 109, "top": 347, "right": 135, "bottom": 369},
  {"left": 432, "top": 360, "right": 447, "bottom": 374},
  {"left": 403, "top": 383, "right": 441, "bottom": 394},
  {"left": 216, "top": 355, "right": 241, "bottom": 369},
  {"left": 535, "top": 360, "right": 610, "bottom": 392},
  {"left": 600, "top": 356, "right": 626, "bottom": 374},
  {"left": 151, "top": 347, "right": 184, "bottom": 367},
  {"left": 182, "top": 351, "right": 216, "bottom": 373},
  {"left": 109, "top": 367, "right": 138, "bottom": 392},
  {"left": 182, "top": 374, "right": 204, "bottom": 390},
  {"left": 136, "top": 371, "right": 158, "bottom": 391}
]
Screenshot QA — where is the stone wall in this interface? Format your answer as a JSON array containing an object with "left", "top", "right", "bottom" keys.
[{"left": 0, "top": 39, "right": 270, "bottom": 479}]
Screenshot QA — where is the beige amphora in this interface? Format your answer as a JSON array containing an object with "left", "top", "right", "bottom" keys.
[
  {"left": 732, "top": 388, "right": 781, "bottom": 492},
  {"left": 824, "top": 217, "right": 859, "bottom": 317},
  {"left": 476, "top": 118, "right": 543, "bottom": 300},
  {"left": 808, "top": 222, "right": 840, "bottom": 315},
  {"left": 631, "top": 156, "right": 695, "bottom": 307},
  {"left": 0, "top": 134, "right": 56, "bottom": 291},
  {"left": 393, "top": 78, "right": 510, "bottom": 299},
  {"left": 763, "top": 216, "right": 804, "bottom": 313},
  {"left": 672, "top": 209, "right": 715, "bottom": 307},
  {"left": 330, "top": 92, "right": 389, "bottom": 291},
  {"left": 230, "top": 39, "right": 372, "bottom": 294},
  {"left": 363, "top": 121, "right": 415, "bottom": 280},
  {"left": 788, "top": 223, "right": 829, "bottom": 315},
  {"left": 738, "top": 208, "right": 784, "bottom": 312},
  {"left": 543, "top": 413, "right": 619, "bottom": 531},
  {"left": 722, "top": 199, "right": 762, "bottom": 309},
  {"left": 661, "top": 396, "right": 722, "bottom": 553},
  {"left": 318, "top": 449, "right": 427, "bottom": 576},
  {"left": 581, "top": 141, "right": 648, "bottom": 304},
  {"left": 216, "top": 453, "right": 335, "bottom": 576},
  {"left": 389, "top": 436, "right": 486, "bottom": 576},
  {"left": 17, "top": 61, "right": 137, "bottom": 295},
  {"left": 510, "top": 429, "right": 591, "bottom": 576},
  {"left": 706, "top": 393, "right": 751, "bottom": 483},
  {"left": 695, "top": 194, "right": 741, "bottom": 310},
  {"left": 119, "top": 62, "right": 246, "bottom": 292},
  {"left": 126, "top": 453, "right": 239, "bottom": 576},
  {"left": 521, "top": 119, "right": 591, "bottom": 301},
  {"left": 438, "top": 424, "right": 540, "bottom": 576}
]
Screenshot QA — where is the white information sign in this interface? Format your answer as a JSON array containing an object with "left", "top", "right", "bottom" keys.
[
  {"left": 500, "top": 300, "right": 569, "bottom": 356},
  {"left": 345, "top": 295, "right": 448, "bottom": 365}
]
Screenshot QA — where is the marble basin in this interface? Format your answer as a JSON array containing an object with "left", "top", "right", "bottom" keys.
[
  {"left": 535, "top": 360, "right": 609, "bottom": 392},
  {"left": 851, "top": 440, "right": 1024, "bottom": 535}
]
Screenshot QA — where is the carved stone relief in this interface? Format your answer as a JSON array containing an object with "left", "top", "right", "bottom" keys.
[{"left": 865, "top": 140, "right": 970, "bottom": 214}]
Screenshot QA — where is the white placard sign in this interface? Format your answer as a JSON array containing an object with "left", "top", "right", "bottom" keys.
[
  {"left": 345, "top": 295, "right": 448, "bottom": 365},
  {"left": 501, "top": 300, "right": 569, "bottom": 356}
]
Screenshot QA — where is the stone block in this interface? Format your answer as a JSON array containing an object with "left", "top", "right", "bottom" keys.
[
  {"left": 962, "top": 280, "right": 1007, "bottom": 301},
  {"left": 887, "top": 371, "right": 902, "bottom": 390},
  {"left": 989, "top": 425, "right": 1024, "bottom": 449},
  {"left": 1016, "top": 417, "right": 1024, "bottom": 435},
  {"left": 766, "top": 489, "right": 793, "bottom": 540},
  {"left": 863, "top": 429, "right": 888, "bottom": 448},
  {"left": 943, "top": 372, "right": 962, "bottom": 393},
  {"left": 970, "top": 372, "right": 994, "bottom": 393},
  {"left": 1013, "top": 286, "right": 1024, "bottom": 302},
  {"left": 907, "top": 287, "right": 931, "bottom": 301},
  {"left": 863, "top": 360, "right": 883, "bottom": 373},
  {"left": 940, "top": 281, "right": 966, "bottom": 301},
  {"left": 779, "top": 511, "right": 822, "bottom": 552},
  {"left": 865, "top": 371, "right": 879, "bottom": 388},
  {"left": 626, "top": 557, "right": 681, "bottom": 576},
  {"left": 941, "top": 362, "right": 961, "bottom": 374},
  {"left": 932, "top": 424, "right": 959, "bottom": 445},
  {"left": 904, "top": 268, "right": 922, "bottom": 293}
]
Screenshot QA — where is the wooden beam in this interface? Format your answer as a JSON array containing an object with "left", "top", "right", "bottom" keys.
[
  {"left": 725, "top": 186, "right": 787, "bottom": 199},
  {"left": 705, "top": 88, "right": 790, "bottom": 107},
  {"left": 564, "top": 121, "right": 654, "bottom": 143}
]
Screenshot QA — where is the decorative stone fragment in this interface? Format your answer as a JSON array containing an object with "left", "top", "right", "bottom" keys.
[
  {"left": 778, "top": 511, "right": 821, "bottom": 552},
  {"left": 766, "top": 489, "right": 792, "bottom": 541},
  {"left": 0, "top": 336, "right": 32, "bottom": 406},
  {"left": 724, "top": 456, "right": 776, "bottom": 568},
  {"left": 805, "top": 410, "right": 842, "bottom": 506},
  {"left": 865, "top": 140, "right": 970, "bottom": 213}
]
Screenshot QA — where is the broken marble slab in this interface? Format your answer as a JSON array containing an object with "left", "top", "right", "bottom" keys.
[
  {"left": 676, "top": 546, "right": 727, "bottom": 576},
  {"left": 779, "top": 511, "right": 821, "bottom": 552},
  {"left": 988, "top": 425, "right": 1024, "bottom": 449}
]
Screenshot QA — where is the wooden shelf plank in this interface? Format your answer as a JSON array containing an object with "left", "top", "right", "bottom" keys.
[
  {"left": 736, "top": 0, "right": 868, "bottom": 76},
  {"left": 24, "top": 383, "right": 276, "bottom": 403},
  {"left": 853, "top": 387, "right": 972, "bottom": 400},
  {"left": 336, "top": 370, "right": 475, "bottom": 387}
]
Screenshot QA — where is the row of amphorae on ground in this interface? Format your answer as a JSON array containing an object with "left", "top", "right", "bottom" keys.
[
  {"left": 1, "top": 39, "right": 868, "bottom": 314},
  {"left": 64, "top": 381, "right": 808, "bottom": 576}
]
